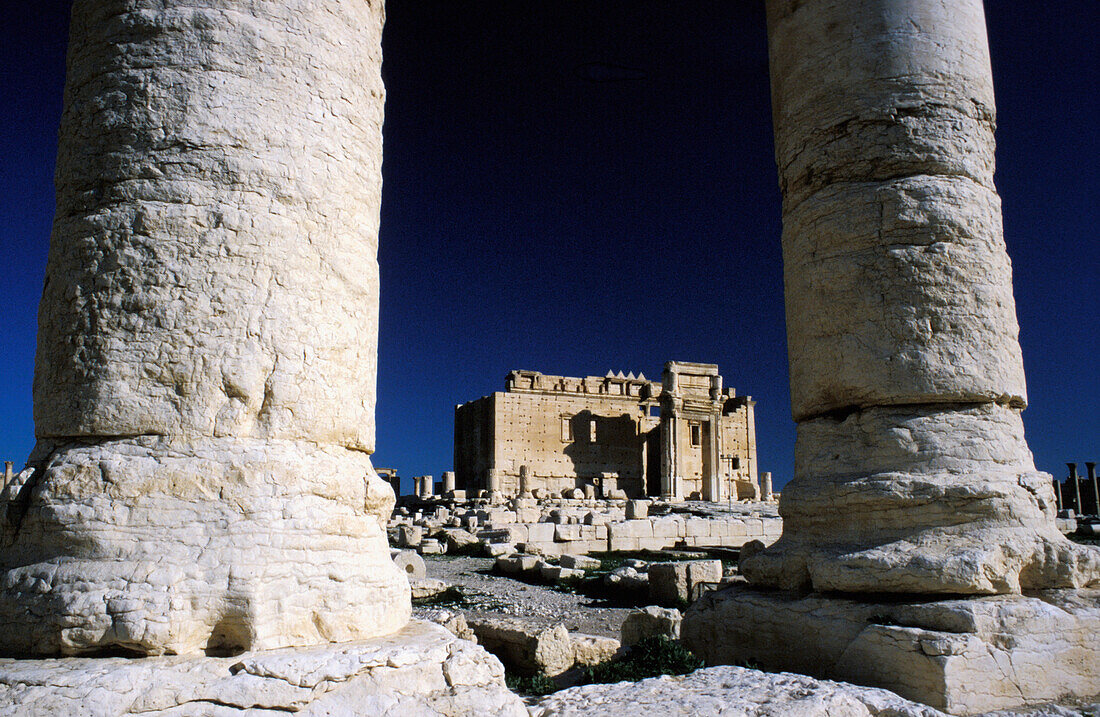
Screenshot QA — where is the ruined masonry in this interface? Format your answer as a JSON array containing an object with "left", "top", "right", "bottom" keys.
[
  {"left": 0, "top": 0, "right": 1098, "bottom": 714},
  {"left": 455, "top": 362, "right": 760, "bottom": 502}
]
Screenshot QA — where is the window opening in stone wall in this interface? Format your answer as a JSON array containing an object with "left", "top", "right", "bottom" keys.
[
  {"left": 690, "top": 423, "right": 701, "bottom": 447},
  {"left": 590, "top": 418, "right": 598, "bottom": 443},
  {"left": 561, "top": 416, "right": 572, "bottom": 442}
]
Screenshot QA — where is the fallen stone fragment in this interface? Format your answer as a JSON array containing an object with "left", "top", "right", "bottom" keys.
[
  {"left": 397, "top": 524, "right": 424, "bottom": 548},
  {"left": 620, "top": 606, "right": 682, "bottom": 646},
  {"left": 391, "top": 549, "right": 427, "bottom": 580},
  {"left": 418, "top": 609, "right": 477, "bottom": 644},
  {"left": 540, "top": 565, "right": 586, "bottom": 582},
  {"left": 419, "top": 538, "right": 444, "bottom": 555},
  {"left": 409, "top": 578, "right": 451, "bottom": 600},
  {"left": 467, "top": 617, "right": 575, "bottom": 676},
  {"left": 560, "top": 554, "right": 601, "bottom": 571},
  {"left": 571, "top": 635, "right": 621, "bottom": 667},
  {"left": 497, "top": 554, "right": 541, "bottom": 574}
]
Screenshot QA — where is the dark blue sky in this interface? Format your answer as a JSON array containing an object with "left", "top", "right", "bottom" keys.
[{"left": 2, "top": 2, "right": 1096, "bottom": 494}]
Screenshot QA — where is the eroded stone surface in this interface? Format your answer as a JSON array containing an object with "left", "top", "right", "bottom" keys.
[
  {"left": 682, "top": 585, "right": 1100, "bottom": 715},
  {"left": 751, "top": 0, "right": 1100, "bottom": 594},
  {"left": 741, "top": 405, "right": 1100, "bottom": 594},
  {"left": 0, "top": 0, "right": 408, "bottom": 655},
  {"left": 530, "top": 665, "right": 946, "bottom": 716},
  {"left": 1, "top": 438, "right": 409, "bottom": 656},
  {"left": 0, "top": 621, "right": 526, "bottom": 716}
]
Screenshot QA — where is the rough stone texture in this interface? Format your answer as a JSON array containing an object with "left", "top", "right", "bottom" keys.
[
  {"left": 620, "top": 606, "right": 682, "bottom": 647},
  {"left": 466, "top": 617, "right": 575, "bottom": 677},
  {"left": 744, "top": 0, "right": 1100, "bottom": 594},
  {"left": 649, "top": 561, "right": 723, "bottom": 605},
  {"left": 560, "top": 554, "right": 601, "bottom": 571},
  {"left": 1, "top": 438, "right": 408, "bottom": 656},
  {"left": 571, "top": 634, "right": 621, "bottom": 668},
  {"left": 393, "top": 549, "right": 428, "bottom": 580},
  {"left": 743, "top": 404, "right": 1100, "bottom": 594},
  {"left": 410, "top": 580, "right": 451, "bottom": 601},
  {"left": 0, "top": 0, "right": 408, "bottom": 655},
  {"left": 0, "top": 620, "right": 526, "bottom": 716},
  {"left": 530, "top": 665, "right": 946, "bottom": 717},
  {"left": 682, "top": 585, "right": 1100, "bottom": 715},
  {"left": 418, "top": 610, "right": 477, "bottom": 645}
]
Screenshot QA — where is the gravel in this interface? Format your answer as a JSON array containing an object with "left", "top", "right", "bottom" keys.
[{"left": 413, "top": 555, "right": 635, "bottom": 639}]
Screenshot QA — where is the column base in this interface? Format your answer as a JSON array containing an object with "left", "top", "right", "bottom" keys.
[
  {"left": 1, "top": 436, "right": 409, "bottom": 656},
  {"left": 681, "top": 584, "right": 1100, "bottom": 715}
]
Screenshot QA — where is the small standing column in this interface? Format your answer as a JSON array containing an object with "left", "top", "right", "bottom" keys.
[
  {"left": 1069, "top": 463, "right": 1083, "bottom": 514},
  {"left": 518, "top": 465, "right": 532, "bottom": 497},
  {"left": 419, "top": 476, "right": 434, "bottom": 499},
  {"left": 1087, "top": 462, "right": 1099, "bottom": 516},
  {"left": 442, "top": 471, "right": 456, "bottom": 495},
  {"left": 760, "top": 472, "right": 773, "bottom": 502}
]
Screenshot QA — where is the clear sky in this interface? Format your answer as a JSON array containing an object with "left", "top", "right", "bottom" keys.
[{"left": 1, "top": 2, "right": 1096, "bottom": 496}]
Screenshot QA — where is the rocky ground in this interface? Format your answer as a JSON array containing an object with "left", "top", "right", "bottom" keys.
[{"left": 413, "top": 554, "right": 635, "bottom": 638}]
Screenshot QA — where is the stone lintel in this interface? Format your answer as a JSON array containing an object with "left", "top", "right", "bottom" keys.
[{"left": 681, "top": 585, "right": 1100, "bottom": 715}]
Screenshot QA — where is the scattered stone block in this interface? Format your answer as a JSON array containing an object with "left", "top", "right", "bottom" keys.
[
  {"left": 390, "top": 549, "right": 427, "bottom": 580},
  {"left": 625, "top": 499, "right": 649, "bottom": 520},
  {"left": 559, "top": 554, "right": 601, "bottom": 571},
  {"left": 409, "top": 578, "right": 451, "bottom": 600},
  {"left": 527, "top": 522, "right": 555, "bottom": 543},
  {"left": 397, "top": 524, "right": 423, "bottom": 548},
  {"left": 648, "top": 562, "right": 690, "bottom": 605},
  {"left": 485, "top": 542, "right": 516, "bottom": 558},
  {"left": 441, "top": 528, "right": 478, "bottom": 553},
  {"left": 467, "top": 617, "right": 575, "bottom": 676},
  {"left": 571, "top": 634, "right": 621, "bottom": 667},
  {"left": 496, "top": 554, "right": 540, "bottom": 575},
  {"left": 620, "top": 606, "right": 682, "bottom": 646},
  {"left": 686, "top": 560, "right": 723, "bottom": 591},
  {"left": 540, "top": 565, "right": 585, "bottom": 582},
  {"left": 605, "top": 566, "right": 649, "bottom": 591},
  {"left": 419, "top": 539, "right": 444, "bottom": 555},
  {"left": 419, "top": 609, "right": 477, "bottom": 644}
]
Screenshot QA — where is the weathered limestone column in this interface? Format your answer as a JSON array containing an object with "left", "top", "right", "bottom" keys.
[
  {"left": 442, "top": 470, "right": 456, "bottom": 494},
  {"left": 743, "top": 0, "right": 1099, "bottom": 594},
  {"left": 518, "top": 464, "right": 532, "bottom": 496},
  {"left": 0, "top": 0, "right": 408, "bottom": 656},
  {"left": 759, "top": 472, "right": 773, "bottom": 501}
]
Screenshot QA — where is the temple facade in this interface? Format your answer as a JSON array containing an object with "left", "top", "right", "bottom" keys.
[{"left": 454, "top": 361, "right": 759, "bottom": 501}]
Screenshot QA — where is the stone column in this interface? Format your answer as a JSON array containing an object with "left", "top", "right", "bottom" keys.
[
  {"left": 744, "top": 0, "right": 1098, "bottom": 594},
  {"left": 760, "top": 472, "right": 773, "bottom": 501},
  {"left": 419, "top": 476, "right": 435, "bottom": 499},
  {"left": 518, "top": 464, "right": 531, "bottom": 497},
  {"left": 0, "top": 0, "right": 408, "bottom": 656},
  {"left": 2, "top": 462, "right": 11, "bottom": 492},
  {"left": 1069, "top": 463, "right": 1083, "bottom": 515},
  {"left": 442, "top": 471, "right": 456, "bottom": 495},
  {"left": 1088, "top": 462, "right": 1099, "bottom": 516}
]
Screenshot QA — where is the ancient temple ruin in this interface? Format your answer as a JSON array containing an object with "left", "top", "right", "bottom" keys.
[
  {"left": 1, "top": 0, "right": 1097, "bottom": 713},
  {"left": 455, "top": 362, "right": 759, "bottom": 501}
]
